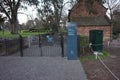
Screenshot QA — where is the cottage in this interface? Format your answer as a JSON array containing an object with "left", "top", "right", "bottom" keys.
[{"left": 69, "top": 0, "right": 111, "bottom": 40}]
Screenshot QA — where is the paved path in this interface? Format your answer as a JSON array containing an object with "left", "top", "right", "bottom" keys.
[{"left": 0, "top": 57, "right": 88, "bottom": 80}]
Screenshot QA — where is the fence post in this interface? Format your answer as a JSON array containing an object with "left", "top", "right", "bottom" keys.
[
  {"left": 4, "top": 38, "right": 8, "bottom": 56},
  {"left": 77, "top": 35, "right": 80, "bottom": 57},
  {"left": 28, "top": 35, "right": 31, "bottom": 48},
  {"left": 39, "top": 34, "right": 43, "bottom": 56},
  {"left": 60, "top": 33, "right": 64, "bottom": 57},
  {"left": 19, "top": 35, "right": 23, "bottom": 57}
]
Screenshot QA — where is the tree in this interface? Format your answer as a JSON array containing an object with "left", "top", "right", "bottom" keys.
[
  {"left": 34, "top": 18, "right": 42, "bottom": 28},
  {"left": 103, "top": 0, "right": 120, "bottom": 40},
  {"left": 37, "top": 0, "right": 77, "bottom": 32},
  {"left": 0, "top": 14, "right": 6, "bottom": 30},
  {"left": 0, "top": 14, "right": 4, "bottom": 24},
  {"left": 112, "top": 10, "right": 120, "bottom": 34},
  {"left": 26, "top": 20, "right": 34, "bottom": 29},
  {"left": 0, "top": 0, "right": 39, "bottom": 34}
]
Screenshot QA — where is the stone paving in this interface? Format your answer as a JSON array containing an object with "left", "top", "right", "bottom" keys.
[{"left": 0, "top": 57, "right": 88, "bottom": 80}]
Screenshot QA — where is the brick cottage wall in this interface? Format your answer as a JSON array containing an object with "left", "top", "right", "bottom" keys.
[
  {"left": 70, "top": 0, "right": 106, "bottom": 17},
  {"left": 77, "top": 26, "right": 111, "bottom": 41}
]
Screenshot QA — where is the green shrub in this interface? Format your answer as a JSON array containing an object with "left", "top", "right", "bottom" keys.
[
  {"left": 40, "top": 28, "right": 50, "bottom": 32},
  {"left": 60, "top": 29, "right": 67, "bottom": 35},
  {"left": 78, "top": 35, "right": 90, "bottom": 56},
  {"left": 21, "top": 30, "right": 29, "bottom": 33},
  {"left": 28, "top": 27, "right": 51, "bottom": 33},
  {"left": 79, "top": 35, "right": 89, "bottom": 47},
  {"left": 29, "top": 28, "right": 40, "bottom": 32}
]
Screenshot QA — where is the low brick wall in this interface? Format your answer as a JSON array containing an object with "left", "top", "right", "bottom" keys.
[{"left": 77, "top": 26, "right": 111, "bottom": 41}]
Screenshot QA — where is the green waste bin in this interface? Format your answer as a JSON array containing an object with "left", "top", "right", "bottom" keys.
[{"left": 89, "top": 30, "right": 103, "bottom": 52}]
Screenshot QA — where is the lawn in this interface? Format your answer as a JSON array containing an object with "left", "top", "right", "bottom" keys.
[
  {"left": 0, "top": 30, "right": 50, "bottom": 38},
  {"left": 20, "top": 31, "right": 51, "bottom": 37},
  {"left": 0, "top": 30, "right": 19, "bottom": 38}
]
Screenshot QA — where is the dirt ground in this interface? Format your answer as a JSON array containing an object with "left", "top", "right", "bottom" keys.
[{"left": 81, "top": 46, "right": 120, "bottom": 80}]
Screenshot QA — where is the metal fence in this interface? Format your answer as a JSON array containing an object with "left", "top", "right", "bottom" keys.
[
  {"left": 0, "top": 33, "right": 66, "bottom": 57},
  {"left": 38, "top": 33, "right": 65, "bottom": 57},
  {"left": 0, "top": 38, "right": 20, "bottom": 56}
]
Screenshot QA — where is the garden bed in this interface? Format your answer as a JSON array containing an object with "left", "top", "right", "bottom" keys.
[{"left": 81, "top": 46, "right": 120, "bottom": 80}]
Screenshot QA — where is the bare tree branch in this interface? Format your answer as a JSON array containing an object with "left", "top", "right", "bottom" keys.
[
  {"left": 0, "top": 0, "right": 40, "bottom": 33},
  {"left": 0, "top": 4, "right": 11, "bottom": 20},
  {"left": 16, "top": 0, "right": 21, "bottom": 10}
]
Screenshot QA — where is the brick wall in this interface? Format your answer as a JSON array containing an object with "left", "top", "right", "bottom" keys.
[
  {"left": 77, "top": 26, "right": 111, "bottom": 41},
  {"left": 70, "top": 0, "right": 106, "bottom": 17}
]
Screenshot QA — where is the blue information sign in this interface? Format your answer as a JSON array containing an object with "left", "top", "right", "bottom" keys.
[
  {"left": 67, "top": 22, "right": 78, "bottom": 60},
  {"left": 46, "top": 35, "right": 54, "bottom": 43}
]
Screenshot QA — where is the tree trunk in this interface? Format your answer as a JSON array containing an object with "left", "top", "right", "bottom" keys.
[
  {"left": 110, "top": 9, "right": 113, "bottom": 41},
  {"left": 10, "top": 14, "right": 19, "bottom": 34},
  {"left": 55, "top": 9, "right": 60, "bottom": 32}
]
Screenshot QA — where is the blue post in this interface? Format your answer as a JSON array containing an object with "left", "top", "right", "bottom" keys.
[{"left": 67, "top": 22, "right": 78, "bottom": 60}]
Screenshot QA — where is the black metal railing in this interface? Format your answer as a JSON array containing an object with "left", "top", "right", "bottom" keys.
[
  {"left": 0, "top": 33, "right": 66, "bottom": 57},
  {"left": 0, "top": 38, "right": 20, "bottom": 56}
]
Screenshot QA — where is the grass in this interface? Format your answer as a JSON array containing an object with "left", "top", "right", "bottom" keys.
[
  {"left": 99, "top": 51, "right": 110, "bottom": 59},
  {"left": 0, "top": 30, "right": 51, "bottom": 38},
  {"left": 0, "top": 29, "right": 67, "bottom": 38},
  {"left": 0, "top": 30, "right": 19, "bottom": 38},
  {"left": 80, "top": 51, "right": 110, "bottom": 61},
  {"left": 20, "top": 31, "right": 49, "bottom": 37}
]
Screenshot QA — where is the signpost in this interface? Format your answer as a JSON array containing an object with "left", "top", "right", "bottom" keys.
[{"left": 67, "top": 22, "right": 78, "bottom": 60}]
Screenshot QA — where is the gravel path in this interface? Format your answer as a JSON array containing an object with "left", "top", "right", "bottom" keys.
[{"left": 0, "top": 57, "right": 87, "bottom": 80}]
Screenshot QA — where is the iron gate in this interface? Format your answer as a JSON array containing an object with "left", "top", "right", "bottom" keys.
[{"left": 10, "top": 33, "right": 66, "bottom": 57}]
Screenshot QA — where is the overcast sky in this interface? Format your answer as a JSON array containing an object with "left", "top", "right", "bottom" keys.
[
  {"left": 18, "top": 0, "right": 72, "bottom": 24},
  {"left": 18, "top": 0, "right": 120, "bottom": 24},
  {"left": 18, "top": 5, "right": 38, "bottom": 24}
]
